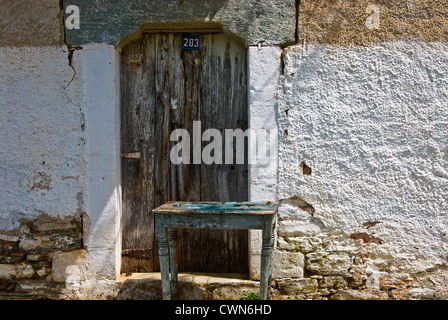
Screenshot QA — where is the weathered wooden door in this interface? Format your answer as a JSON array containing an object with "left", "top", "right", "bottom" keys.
[{"left": 120, "top": 33, "right": 248, "bottom": 274}]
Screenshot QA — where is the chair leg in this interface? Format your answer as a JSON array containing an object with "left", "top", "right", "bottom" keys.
[
  {"left": 260, "top": 215, "right": 275, "bottom": 300},
  {"left": 169, "top": 229, "right": 179, "bottom": 297},
  {"left": 156, "top": 215, "right": 171, "bottom": 300}
]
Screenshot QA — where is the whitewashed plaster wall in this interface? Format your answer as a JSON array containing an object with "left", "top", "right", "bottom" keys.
[
  {"left": 276, "top": 41, "right": 448, "bottom": 281},
  {"left": 0, "top": 44, "right": 122, "bottom": 293},
  {"left": 72, "top": 45, "right": 122, "bottom": 282},
  {"left": 247, "top": 45, "right": 282, "bottom": 280},
  {"left": 0, "top": 46, "right": 86, "bottom": 231}
]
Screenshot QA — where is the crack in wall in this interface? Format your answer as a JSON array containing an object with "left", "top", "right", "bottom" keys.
[
  {"left": 60, "top": 1, "right": 85, "bottom": 133},
  {"left": 60, "top": 0, "right": 82, "bottom": 90}
]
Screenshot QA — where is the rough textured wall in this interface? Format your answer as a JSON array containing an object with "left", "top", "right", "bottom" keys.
[
  {"left": 0, "top": 45, "right": 87, "bottom": 298},
  {"left": 298, "top": 0, "right": 448, "bottom": 45},
  {"left": 0, "top": 46, "right": 86, "bottom": 230},
  {"left": 272, "top": 0, "right": 448, "bottom": 299},
  {"left": 0, "top": 0, "right": 64, "bottom": 46}
]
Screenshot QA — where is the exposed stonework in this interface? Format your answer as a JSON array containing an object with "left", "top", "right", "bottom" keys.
[
  {"left": 52, "top": 249, "right": 86, "bottom": 283},
  {"left": 272, "top": 1, "right": 448, "bottom": 297},
  {"left": 0, "top": 214, "right": 83, "bottom": 299},
  {"left": 273, "top": 227, "right": 448, "bottom": 300}
]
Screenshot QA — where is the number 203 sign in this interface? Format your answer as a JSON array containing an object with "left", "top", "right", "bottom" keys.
[{"left": 182, "top": 35, "right": 200, "bottom": 50}]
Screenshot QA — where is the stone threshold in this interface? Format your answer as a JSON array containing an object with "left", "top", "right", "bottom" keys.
[{"left": 115, "top": 272, "right": 260, "bottom": 300}]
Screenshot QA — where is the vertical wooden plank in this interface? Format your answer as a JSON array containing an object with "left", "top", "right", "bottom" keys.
[
  {"left": 225, "top": 35, "right": 249, "bottom": 274},
  {"left": 153, "top": 33, "right": 173, "bottom": 271},
  {"left": 200, "top": 34, "right": 220, "bottom": 203},
  {"left": 198, "top": 34, "right": 249, "bottom": 273},
  {"left": 200, "top": 34, "right": 230, "bottom": 272},
  {"left": 120, "top": 34, "right": 157, "bottom": 273},
  {"left": 232, "top": 37, "right": 249, "bottom": 203},
  {"left": 229, "top": 36, "right": 249, "bottom": 273},
  {"left": 153, "top": 32, "right": 171, "bottom": 209},
  {"left": 175, "top": 34, "right": 203, "bottom": 272},
  {"left": 153, "top": 33, "right": 203, "bottom": 272},
  {"left": 176, "top": 34, "right": 202, "bottom": 203}
]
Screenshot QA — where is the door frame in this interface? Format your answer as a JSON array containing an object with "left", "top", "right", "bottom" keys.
[
  {"left": 80, "top": 25, "right": 280, "bottom": 281},
  {"left": 119, "top": 31, "right": 250, "bottom": 273}
]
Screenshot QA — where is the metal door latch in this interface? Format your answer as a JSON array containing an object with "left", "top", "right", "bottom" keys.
[{"left": 121, "top": 152, "right": 141, "bottom": 159}]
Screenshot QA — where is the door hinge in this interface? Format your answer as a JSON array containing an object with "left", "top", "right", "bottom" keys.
[
  {"left": 121, "top": 152, "right": 140, "bottom": 159},
  {"left": 122, "top": 54, "right": 143, "bottom": 65},
  {"left": 122, "top": 249, "right": 152, "bottom": 258}
]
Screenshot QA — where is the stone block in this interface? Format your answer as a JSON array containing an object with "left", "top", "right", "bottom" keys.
[
  {"left": 305, "top": 251, "right": 353, "bottom": 277},
  {"left": 15, "top": 280, "right": 64, "bottom": 293},
  {"left": 0, "top": 240, "right": 19, "bottom": 254},
  {"left": 19, "top": 213, "right": 83, "bottom": 235},
  {"left": 273, "top": 250, "right": 304, "bottom": 279},
  {"left": 329, "top": 289, "right": 389, "bottom": 300},
  {"left": 276, "top": 278, "right": 318, "bottom": 296},
  {"left": 26, "top": 254, "right": 51, "bottom": 262},
  {"left": 435, "top": 288, "right": 448, "bottom": 300},
  {"left": 15, "top": 263, "right": 35, "bottom": 279},
  {"left": 19, "top": 230, "right": 82, "bottom": 254},
  {"left": 207, "top": 284, "right": 259, "bottom": 300},
  {"left": 0, "top": 264, "right": 16, "bottom": 279},
  {"left": 251, "top": 250, "right": 304, "bottom": 280},
  {"left": 379, "top": 273, "right": 413, "bottom": 290},
  {"left": 0, "top": 254, "right": 24, "bottom": 264},
  {"left": 277, "top": 236, "right": 322, "bottom": 253},
  {"left": 0, "top": 262, "right": 35, "bottom": 279},
  {"left": 52, "top": 249, "right": 86, "bottom": 283},
  {"left": 278, "top": 220, "right": 323, "bottom": 237},
  {"left": 319, "top": 276, "right": 347, "bottom": 290},
  {"left": 0, "top": 279, "right": 16, "bottom": 292}
]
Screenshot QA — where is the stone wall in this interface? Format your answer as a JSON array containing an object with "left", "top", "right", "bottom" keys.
[
  {"left": 270, "top": 0, "right": 448, "bottom": 300},
  {"left": 1, "top": 0, "right": 447, "bottom": 300},
  {"left": 0, "top": 214, "right": 84, "bottom": 299},
  {"left": 0, "top": 1, "right": 87, "bottom": 299}
]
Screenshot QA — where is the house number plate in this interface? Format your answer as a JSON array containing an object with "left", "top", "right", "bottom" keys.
[{"left": 182, "top": 34, "right": 200, "bottom": 50}]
